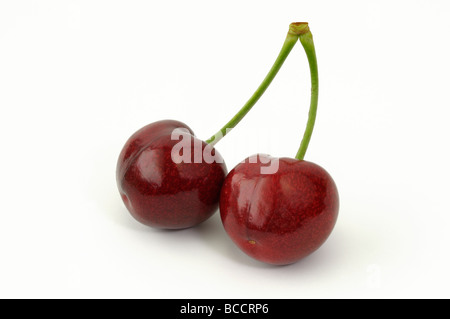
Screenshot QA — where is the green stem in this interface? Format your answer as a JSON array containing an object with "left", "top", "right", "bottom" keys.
[
  {"left": 206, "top": 29, "right": 300, "bottom": 145},
  {"left": 295, "top": 24, "right": 319, "bottom": 160}
]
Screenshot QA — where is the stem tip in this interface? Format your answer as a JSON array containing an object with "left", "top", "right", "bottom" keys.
[{"left": 289, "top": 22, "right": 310, "bottom": 35}]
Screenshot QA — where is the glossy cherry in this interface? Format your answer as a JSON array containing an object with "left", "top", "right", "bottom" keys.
[
  {"left": 117, "top": 120, "right": 227, "bottom": 229},
  {"left": 219, "top": 23, "right": 339, "bottom": 265},
  {"left": 220, "top": 155, "right": 339, "bottom": 265}
]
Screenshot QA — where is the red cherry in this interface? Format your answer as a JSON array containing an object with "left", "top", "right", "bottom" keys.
[
  {"left": 220, "top": 154, "right": 339, "bottom": 265},
  {"left": 117, "top": 120, "right": 227, "bottom": 229}
]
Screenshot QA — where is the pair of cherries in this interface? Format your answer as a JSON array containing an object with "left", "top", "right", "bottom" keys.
[{"left": 116, "top": 23, "right": 339, "bottom": 265}]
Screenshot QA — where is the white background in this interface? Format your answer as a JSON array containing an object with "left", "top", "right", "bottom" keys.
[{"left": 1, "top": 0, "right": 450, "bottom": 299}]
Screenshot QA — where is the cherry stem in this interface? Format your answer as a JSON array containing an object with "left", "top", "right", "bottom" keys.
[
  {"left": 206, "top": 27, "right": 300, "bottom": 146},
  {"left": 295, "top": 24, "right": 319, "bottom": 161}
]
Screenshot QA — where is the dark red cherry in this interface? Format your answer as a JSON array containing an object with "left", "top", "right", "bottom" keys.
[
  {"left": 220, "top": 154, "right": 339, "bottom": 265},
  {"left": 117, "top": 120, "right": 227, "bottom": 229}
]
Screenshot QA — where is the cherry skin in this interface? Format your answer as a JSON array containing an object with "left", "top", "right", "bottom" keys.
[
  {"left": 220, "top": 154, "right": 339, "bottom": 265},
  {"left": 117, "top": 120, "right": 227, "bottom": 229}
]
